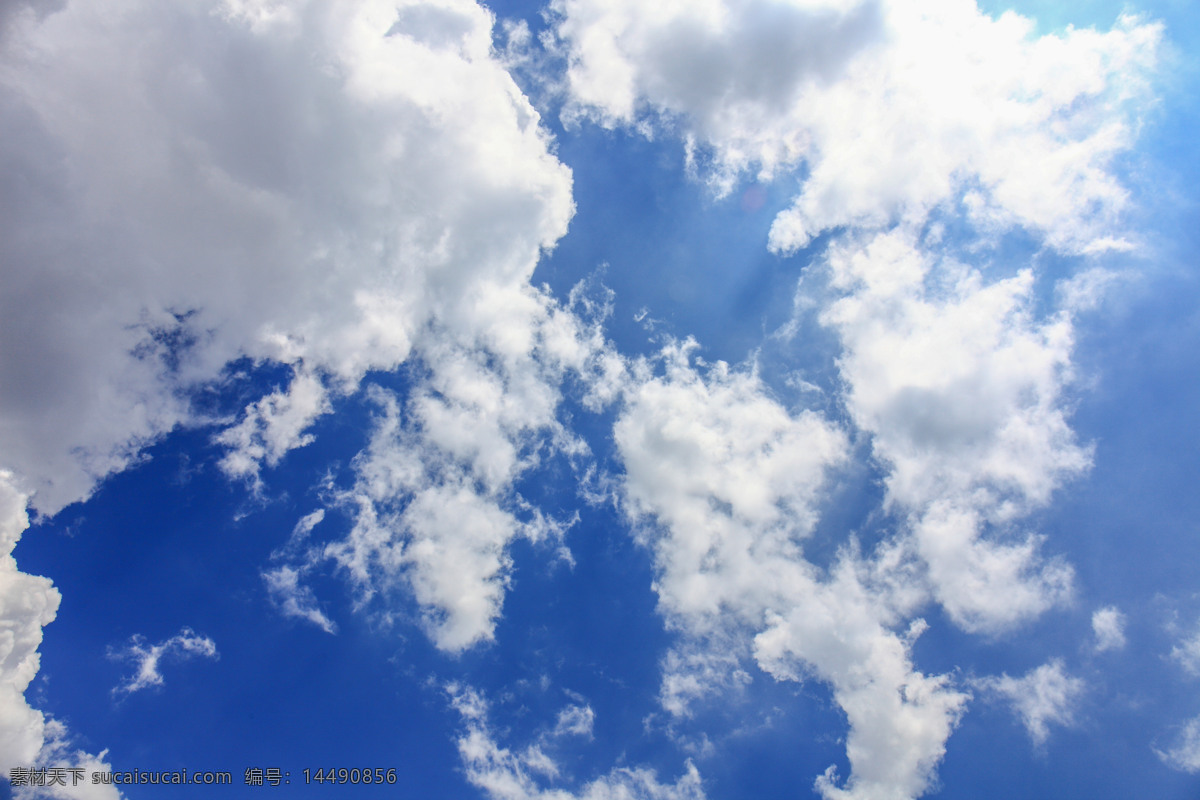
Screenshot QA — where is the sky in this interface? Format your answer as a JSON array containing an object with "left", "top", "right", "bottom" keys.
[{"left": 1, "top": 0, "right": 1200, "bottom": 798}]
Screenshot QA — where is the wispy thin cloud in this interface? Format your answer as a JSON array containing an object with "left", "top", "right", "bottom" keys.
[{"left": 109, "top": 628, "right": 218, "bottom": 698}]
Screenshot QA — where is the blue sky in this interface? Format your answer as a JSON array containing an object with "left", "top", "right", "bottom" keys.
[{"left": 2, "top": 0, "right": 1200, "bottom": 798}]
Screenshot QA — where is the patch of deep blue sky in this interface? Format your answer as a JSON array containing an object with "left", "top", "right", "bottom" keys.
[{"left": 12, "top": 0, "right": 1200, "bottom": 798}]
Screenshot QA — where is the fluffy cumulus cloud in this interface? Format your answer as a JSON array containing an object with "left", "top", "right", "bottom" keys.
[
  {"left": 317, "top": 289, "right": 612, "bottom": 652},
  {"left": 108, "top": 627, "right": 218, "bottom": 697},
  {"left": 752, "top": 562, "right": 969, "bottom": 800},
  {"left": 616, "top": 340, "right": 848, "bottom": 634},
  {"left": 975, "top": 659, "right": 1084, "bottom": 747},
  {"left": 553, "top": 0, "right": 1160, "bottom": 254},
  {"left": 0, "top": 0, "right": 575, "bottom": 515},
  {"left": 450, "top": 684, "right": 706, "bottom": 800},
  {"left": 820, "top": 230, "right": 1088, "bottom": 634},
  {"left": 614, "top": 344, "right": 971, "bottom": 800},
  {"left": 0, "top": 473, "right": 60, "bottom": 767},
  {"left": 0, "top": 473, "right": 119, "bottom": 798}
]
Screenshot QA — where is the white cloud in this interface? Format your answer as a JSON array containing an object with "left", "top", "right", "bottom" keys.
[
  {"left": 616, "top": 340, "right": 848, "bottom": 633},
  {"left": 752, "top": 557, "right": 969, "bottom": 800},
  {"left": 1170, "top": 623, "right": 1200, "bottom": 677},
  {"left": 554, "top": 0, "right": 1160, "bottom": 254},
  {"left": 1091, "top": 606, "right": 1127, "bottom": 653},
  {"left": 0, "top": 0, "right": 575, "bottom": 516},
  {"left": 0, "top": 472, "right": 119, "bottom": 796},
  {"left": 263, "top": 566, "right": 337, "bottom": 635},
  {"left": 286, "top": 509, "right": 326, "bottom": 550},
  {"left": 291, "top": 266, "right": 616, "bottom": 656},
  {"left": 16, "top": 719, "right": 123, "bottom": 800},
  {"left": 551, "top": 704, "right": 596, "bottom": 740},
  {"left": 320, "top": 296, "right": 608, "bottom": 653},
  {"left": 554, "top": 0, "right": 884, "bottom": 139},
  {"left": 822, "top": 231, "right": 1089, "bottom": 514},
  {"left": 0, "top": 472, "right": 60, "bottom": 768},
  {"left": 657, "top": 641, "right": 750, "bottom": 719},
  {"left": 318, "top": 382, "right": 535, "bottom": 652},
  {"left": 975, "top": 659, "right": 1084, "bottom": 746},
  {"left": 1157, "top": 715, "right": 1200, "bottom": 774},
  {"left": 261, "top": 510, "right": 336, "bottom": 633},
  {"left": 614, "top": 343, "right": 969, "bottom": 800},
  {"left": 215, "top": 369, "right": 332, "bottom": 485},
  {"left": 108, "top": 628, "right": 218, "bottom": 697},
  {"left": 449, "top": 684, "right": 706, "bottom": 800},
  {"left": 820, "top": 230, "right": 1087, "bottom": 634}
]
